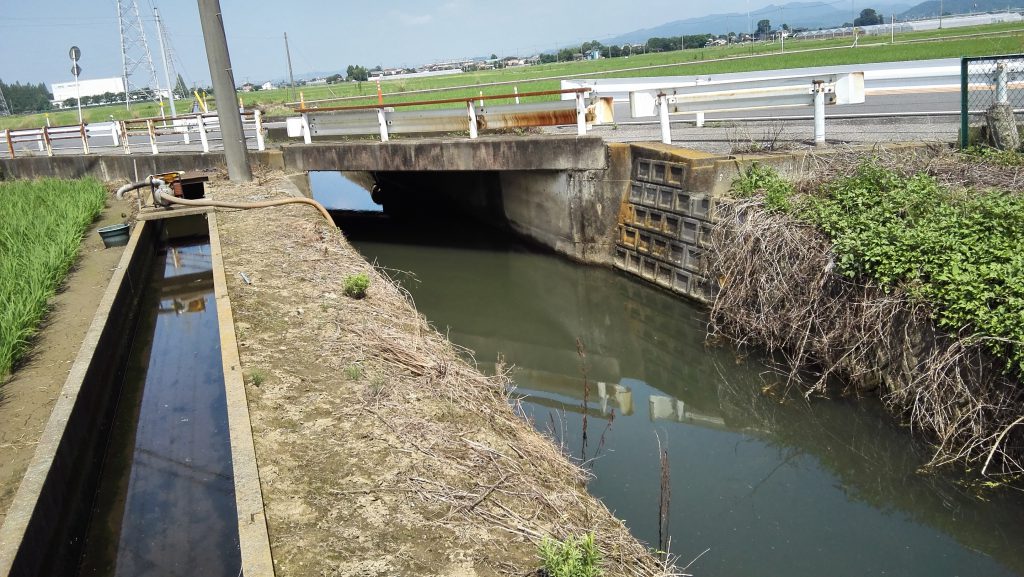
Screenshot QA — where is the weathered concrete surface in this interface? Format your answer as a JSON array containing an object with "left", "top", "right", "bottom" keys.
[
  {"left": 500, "top": 143, "right": 631, "bottom": 265},
  {"left": 0, "top": 151, "right": 283, "bottom": 181},
  {"left": 281, "top": 135, "right": 608, "bottom": 172}
]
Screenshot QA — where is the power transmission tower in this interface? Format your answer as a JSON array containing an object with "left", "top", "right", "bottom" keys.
[
  {"left": 0, "top": 84, "right": 10, "bottom": 117},
  {"left": 117, "top": 0, "right": 162, "bottom": 110}
]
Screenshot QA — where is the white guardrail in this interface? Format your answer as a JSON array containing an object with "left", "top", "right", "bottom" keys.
[
  {"left": 561, "top": 58, "right": 1024, "bottom": 104},
  {"left": 0, "top": 111, "right": 265, "bottom": 158},
  {"left": 629, "top": 72, "right": 865, "bottom": 144}
]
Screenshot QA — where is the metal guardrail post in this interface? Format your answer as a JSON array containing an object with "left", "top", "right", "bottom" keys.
[
  {"left": 5, "top": 129, "right": 14, "bottom": 158},
  {"left": 576, "top": 91, "right": 587, "bottom": 136},
  {"left": 197, "top": 114, "right": 210, "bottom": 153},
  {"left": 36, "top": 131, "right": 44, "bottom": 152},
  {"left": 146, "top": 119, "right": 159, "bottom": 154},
  {"left": 514, "top": 86, "right": 520, "bottom": 104},
  {"left": 695, "top": 112, "right": 705, "bottom": 128},
  {"left": 182, "top": 117, "right": 192, "bottom": 145},
  {"left": 120, "top": 121, "right": 132, "bottom": 154},
  {"left": 301, "top": 113, "right": 312, "bottom": 145},
  {"left": 467, "top": 102, "right": 478, "bottom": 139},
  {"left": 813, "top": 81, "right": 826, "bottom": 144},
  {"left": 658, "top": 94, "right": 671, "bottom": 144},
  {"left": 110, "top": 123, "right": 120, "bottom": 147},
  {"left": 42, "top": 126, "right": 53, "bottom": 156},
  {"left": 960, "top": 57, "right": 970, "bottom": 149},
  {"left": 79, "top": 124, "right": 90, "bottom": 155},
  {"left": 254, "top": 110, "right": 265, "bottom": 151},
  {"left": 377, "top": 108, "right": 390, "bottom": 142}
]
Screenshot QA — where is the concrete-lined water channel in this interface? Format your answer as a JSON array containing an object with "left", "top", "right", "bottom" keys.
[{"left": 313, "top": 170, "right": 1024, "bottom": 577}]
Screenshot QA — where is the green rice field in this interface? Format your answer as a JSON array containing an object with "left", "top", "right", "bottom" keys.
[{"left": 0, "top": 179, "right": 106, "bottom": 380}]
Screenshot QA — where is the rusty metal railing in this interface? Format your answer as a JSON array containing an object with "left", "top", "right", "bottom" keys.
[{"left": 291, "top": 87, "right": 609, "bottom": 142}]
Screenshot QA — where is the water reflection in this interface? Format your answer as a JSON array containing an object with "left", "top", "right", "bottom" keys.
[{"left": 326, "top": 172, "right": 1024, "bottom": 577}]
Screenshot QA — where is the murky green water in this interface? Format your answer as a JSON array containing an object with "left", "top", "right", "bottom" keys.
[{"left": 314, "top": 171, "right": 1024, "bottom": 577}]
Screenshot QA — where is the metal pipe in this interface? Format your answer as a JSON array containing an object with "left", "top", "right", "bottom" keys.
[{"left": 197, "top": 0, "right": 252, "bottom": 182}]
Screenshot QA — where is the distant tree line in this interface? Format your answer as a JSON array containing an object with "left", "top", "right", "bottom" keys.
[{"left": 0, "top": 80, "right": 53, "bottom": 114}]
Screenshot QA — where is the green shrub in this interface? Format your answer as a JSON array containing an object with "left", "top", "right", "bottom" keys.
[
  {"left": 343, "top": 273, "right": 370, "bottom": 299},
  {"left": 732, "top": 162, "right": 794, "bottom": 212},
  {"left": 538, "top": 533, "right": 601, "bottom": 577},
  {"left": 800, "top": 162, "right": 1024, "bottom": 372}
]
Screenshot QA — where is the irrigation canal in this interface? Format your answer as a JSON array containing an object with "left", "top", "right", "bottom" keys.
[
  {"left": 314, "top": 170, "right": 1024, "bottom": 577},
  {"left": 78, "top": 235, "right": 240, "bottom": 576}
]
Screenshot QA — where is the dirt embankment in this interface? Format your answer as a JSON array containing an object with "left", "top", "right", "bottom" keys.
[
  {"left": 213, "top": 174, "right": 665, "bottom": 577},
  {"left": 0, "top": 202, "right": 127, "bottom": 526}
]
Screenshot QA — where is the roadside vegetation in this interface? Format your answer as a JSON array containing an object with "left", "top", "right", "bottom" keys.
[
  {"left": 710, "top": 146, "right": 1024, "bottom": 481},
  {"left": 0, "top": 179, "right": 106, "bottom": 380},
  {"left": 1, "top": 21, "right": 1020, "bottom": 129}
]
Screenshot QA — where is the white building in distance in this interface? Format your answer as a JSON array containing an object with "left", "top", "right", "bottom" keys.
[{"left": 51, "top": 77, "right": 125, "bottom": 103}]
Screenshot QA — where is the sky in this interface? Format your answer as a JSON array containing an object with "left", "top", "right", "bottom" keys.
[{"left": 2, "top": 0, "right": 833, "bottom": 89}]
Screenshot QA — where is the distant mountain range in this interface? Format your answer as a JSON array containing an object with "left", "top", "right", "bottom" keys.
[
  {"left": 901, "top": 0, "right": 1024, "bottom": 18},
  {"left": 602, "top": 0, "right": 1021, "bottom": 44}
]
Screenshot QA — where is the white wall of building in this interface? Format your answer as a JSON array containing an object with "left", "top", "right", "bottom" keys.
[{"left": 51, "top": 77, "right": 125, "bottom": 102}]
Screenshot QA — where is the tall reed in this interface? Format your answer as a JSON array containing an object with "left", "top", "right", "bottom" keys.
[{"left": 0, "top": 178, "right": 106, "bottom": 380}]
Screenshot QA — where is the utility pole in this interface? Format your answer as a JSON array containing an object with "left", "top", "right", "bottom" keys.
[
  {"left": 284, "top": 32, "right": 296, "bottom": 103},
  {"left": 154, "top": 8, "right": 177, "bottom": 117},
  {"left": 198, "top": 0, "right": 251, "bottom": 182}
]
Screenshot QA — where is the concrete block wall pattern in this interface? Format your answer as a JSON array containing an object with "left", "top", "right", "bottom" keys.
[{"left": 614, "top": 155, "right": 719, "bottom": 304}]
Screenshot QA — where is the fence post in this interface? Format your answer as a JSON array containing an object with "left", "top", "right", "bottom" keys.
[
  {"left": 5, "top": 129, "right": 14, "bottom": 158},
  {"left": 301, "top": 112, "right": 312, "bottom": 145},
  {"left": 376, "top": 108, "right": 389, "bottom": 142},
  {"left": 467, "top": 101, "right": 478, "bottom": 139},
  {"left": 254, "top": 110, "right": 265, "bottom": 151},
  {"left": 813, "top": 81, "right": 826, "bottom": 144},
  {"left": 42, "top": 126, "right": 53, "bottom": 156},
  {"left": 576, "top": 91, "right": 587, "bottom": 136},
  {"left": 146, "top": 119, "right": 158, "bottom": 154},
  {"left": 995, "top": 62, "right": 1008, "bottom": 104},
  {"left": 80, "top": 123, "right": 90, "bottom": 154},
  {"left": 120, "top": 121, "right": 132, "bottom": 154},
  {"left": 960, "top": 57, "right": 970, "bottom": 149},
  {"left": 197, "top": 114, "right": 210, "bottom": 153},
  {"left": 658, "top": 94, "right": 671, "bottom": 144}
]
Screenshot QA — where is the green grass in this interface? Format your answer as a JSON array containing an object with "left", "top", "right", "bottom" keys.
[
  {"left": 343, "top": 273, "right": 370, "bottom": 299},
  {"left": 0, "top": 178, "right": 106, "bottom": 380},
  {"left": 0, "top": 21, "right": 1020, "bottom": 129},
  {"left": 538, "top": 533, "right": 602, "bottom": 577}
]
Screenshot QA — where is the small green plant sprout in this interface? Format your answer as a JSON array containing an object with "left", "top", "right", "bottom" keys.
[
  {"left": 246, "top": 368, "right": 268, "bottom": 387},
  {"left": 344, "top": 363, "right": 363, "bottom": 380},
  {"left": 731, "top": 162, "right": 794, "bottom": 213},
  {"left": 538, "top": 533, "right": 602, "bottom": 577},
  {"left": 343, "top": 273, "right": 370, "bottom": 299}
]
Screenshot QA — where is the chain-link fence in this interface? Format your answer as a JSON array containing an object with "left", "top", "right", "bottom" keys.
[{"left": 960, "top": 54, "right": 1024, "bottom": 149}]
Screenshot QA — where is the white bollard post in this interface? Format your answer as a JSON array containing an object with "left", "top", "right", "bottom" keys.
[
  {"left": 197, "top": 114, "right": 211, "bottom": 153},
  {"left": 659, "top": 94, "right": 671, "bottom": 144},
  {"left": 378, "top": 109, "right": 389, "bottom": 143},
  {"left": 695, "top": 111, "right": 705, "bottom": 128},
  {"left": 996, "top": 62, "right": 1008, "bottom": 104},
  {"left": 813, "top": 83, "right": 826, "bottom": 144},
  {"left": 147, "top": 119, "right": 159, "bottom": 154},
  {"left": 254, "top": 110, "right": 266, "bottom": 151},
  {"left": 576, "top": 92, "right": 587, "bottom": 136},
  {"left": 467, "top": 101, "right": 478, "bottom": 139}
]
